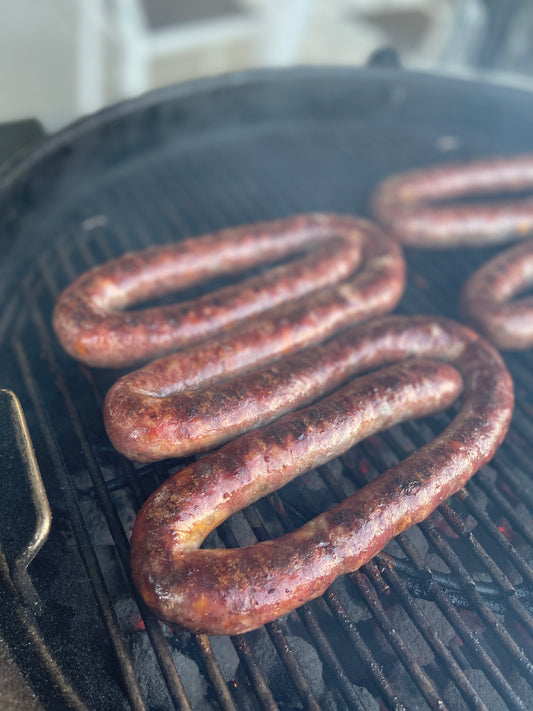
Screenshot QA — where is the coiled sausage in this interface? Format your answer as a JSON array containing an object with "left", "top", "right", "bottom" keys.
[
  {"left": 372, "top": 155, "right": 533, "bottom": 247},
  {"left": 372, "top": 155, "right": 533, "bottom": 348},
  {"left": 131, "top": 315, "right": 513, "bottom": 635},
  {"left": 53, "top": 213, "right": 405, "bottom": 368},
  {"left": 461, "top": 240, "right": 533, "bottom": 350},
  {"left": 101, "top": 214, "right": 404, "bottom": 462}
]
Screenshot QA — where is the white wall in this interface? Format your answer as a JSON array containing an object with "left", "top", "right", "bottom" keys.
[
  {"left": 0, "top": 0, "right": 79, "bottom": 131},
  {"left": 0, "top": 0, "right": 459, "bottom": 134}
]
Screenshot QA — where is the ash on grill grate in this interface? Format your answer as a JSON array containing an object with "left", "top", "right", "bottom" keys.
[{"left": 131, "top": 634, "right": 209, "bottom": 710}]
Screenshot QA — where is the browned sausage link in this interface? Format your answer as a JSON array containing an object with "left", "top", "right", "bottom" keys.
[
  {"left": 131, "top": 315, "right": 513, "bottom": 635},
  {"left": 53, "top": 213, "right": 404, "bottom": 368},
  {"left": 104, "top": 240, "right": 403, "bottom": 462},
  {"left": 102, "top": 222, "right": 404, "bottom": 461},
  {"left": 372, "top": 155, "right": 533, "bottom": 247},
  {"left": 461, "top": 240, "right": 533, "bottom": 350},
  {"left": 104, "top": 281, "right": 485, "bottom": 462}
]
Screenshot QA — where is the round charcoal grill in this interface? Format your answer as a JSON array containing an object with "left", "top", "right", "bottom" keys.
[{"left": 2, "top": 66, "right": 533, "bottom": 711}]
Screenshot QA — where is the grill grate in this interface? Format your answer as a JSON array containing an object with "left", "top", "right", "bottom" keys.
[{"left": 2, "top": 68, "right": 533, "bottom": 710}]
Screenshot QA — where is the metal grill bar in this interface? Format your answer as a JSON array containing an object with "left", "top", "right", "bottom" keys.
[
  {"left": 314, "top": 467, "right": 451, "bottom": 709},
  {"left": 45, "top": 200, "right": 340, "bottom": 711},
  {"left": 194, "top": 636, "right": 238, "bottom": 711},
  {"left": 266, "top": 486, "right": 407, "bottom": 710},
  {"left": 300, "top": 605, "right": 368, "bottom": 711},
  {"left": 438, "top": 498, "right": 533, "bottom": 638},
  {"left": 239, "top": 500, "right": 375, "bottom": 711},
  {"left": 224, "top": 511, "right": 323, "bottom": 710},
  {"left": 475, "top": 475, "right": 533, "bottom": 547},
  {"left": 352, "top": 569, "right": 448, "bottom": 711},
  {"left": 229, "top": 634, "right": 279, "bottom": 711},
  {"left": 318, "top": 463, "right": 488, "bottom": 711},
  {"left": 64, "top": 198, "right": 321, "bottom": 711},
  {"left": 497, "top": 440, "right": 533, "bottom": 513},
  {"left": 265, "top": 479, "right": 439, "bottom": 710},
  {"left": 342, "top": 439, "right": 529, "bottom": 711},
  {"left": 26, "top": 274, "right": 194, "bottom": 711},
  {"left": 378, "top": 561, "right": 489, "bottom": 711},
  {"left": 378, "top": 422, "right": 533, "bottom": 711},
  {"left": 263, "top": 622, "right": 322, "bottom": 711},
  {"left": 420, "top": 516, "right": 533, "bottom": 679},
  {"left": 47, "top": 244, "right": 267, "bottom": 711},
  {"left": 321, "top": 588, "right": 407, "bottom": 711},
  {"left": 457, "top": 479, "right": 533, "bottom": 586},
  {"left": 10, "top": 317, "right": 147, "bottom": 711}
]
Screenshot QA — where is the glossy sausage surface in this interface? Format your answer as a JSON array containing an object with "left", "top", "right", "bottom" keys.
[
  {"left": 461, "top": 240, "right": 533, "bottom": 349},
  {"left": 131, "top": 315, "right": 513, "bottom": 635},
  {"left": 372, "top": 155, "right": 533, "bottom": 247},
  {"left": 372, "top": 155, "right": 533, "bottom": 348},
  {"left": 103, "top": 214, "right": 405, "bottom": 461},
  {"left": 54, "top": 213, "right": 405, "bottom": 368}
]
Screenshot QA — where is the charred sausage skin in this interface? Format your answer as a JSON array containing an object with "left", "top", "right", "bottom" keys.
[
  {"left": 102, "top": 214, "right": 405, "bottom": 462},
  {"left": 53, "top": 213, "right": 405, "bottom": 368},
  {"left": 461, "top": 240, "right": 533, "bottom": 349},
  {"left": 131, "top": 315, "right": 513, "bottom": 635},
  {"left": 372, "top": 155, "right": 533, "bottom": 348},
  {"left": 372, "top": 155, "right": 533, "bottom": 247}
]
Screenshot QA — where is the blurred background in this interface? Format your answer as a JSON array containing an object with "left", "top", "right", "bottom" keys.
[{"left": 1, "top": 0, "right": 533, "bottom": 133}]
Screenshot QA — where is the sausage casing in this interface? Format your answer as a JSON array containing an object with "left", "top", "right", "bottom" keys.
[
  {"left": 372, "top": 155, "right": 533, "bottom": 348},
  {"left": 54, "top": 213, "right": 405, "bottom": 368},
  {"left": 461, "top": 240, "right": 533, "bottom": 349},
  {"left": 131, "top": 315, "right": 513, "bottom": 635},
  {"left": 372, "top": 155, "right": 533, "bottom": 247},
  {"left": 103, "top": 214, "right": 405, "bottom": 461}
]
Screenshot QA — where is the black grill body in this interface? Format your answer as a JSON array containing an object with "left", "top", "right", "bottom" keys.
[{"left": 2, "top": 67, "right": 533, "bottom": 710}]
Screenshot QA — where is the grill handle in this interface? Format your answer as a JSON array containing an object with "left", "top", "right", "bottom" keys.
[{"left": 0, "top": 389, "right": 52, "bottom": 614}]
